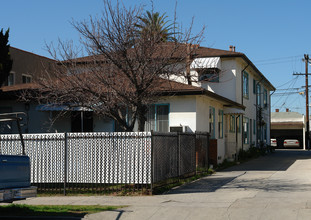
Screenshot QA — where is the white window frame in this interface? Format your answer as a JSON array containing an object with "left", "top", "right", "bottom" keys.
[{"left": 22, "top": 74, "right": 32, "bottom": 84}]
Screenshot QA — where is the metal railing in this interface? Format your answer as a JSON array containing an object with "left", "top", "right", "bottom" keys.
[{"left": 0, "top": 131, "right": 209, "bottom": 194}]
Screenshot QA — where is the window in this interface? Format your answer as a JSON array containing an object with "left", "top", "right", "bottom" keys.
[
  {"left": 22, "top": 74, "right": 32, "bottom": 84},
  {"left": 243, "top": 117, "right": 249, "bottom": 144},
  {"left": 263, "top": 89, "right": 268, "bottom": 108},
  {"left": 253, "top": 79, "right": 256, "bottom": 94},
  {"left": 257, "top": 84, "right": 261, "bottom": 107},
  {"left": 243, "top": 71, "right": 249, "bottom": 98},
  {"left": 218, "top": 110, "right": 223, "bottom": 139},
  {"left": 145, "top": 104, "right": 169, "bottom": 132},
  {"left": 71, "top": 111, "right": 93, "bottom": 132},
  {"left": 229, "top": 115, "right": 235, "bottom": 132},
  {"left": 4, "top": 72, "right": 14, "bottom": 86},
  {"left": 209, "top": 107, "right": 215, "bottom": 139},
  {"left": 197, "top": 68, "right": 220, "bottom": 82}
]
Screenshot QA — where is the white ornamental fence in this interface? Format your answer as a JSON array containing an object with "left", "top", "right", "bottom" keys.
[
  {"left": 0, "top": 132, "right": 152, "bottom": 185},
  {"left": 0, "top": 131, "right": 209, "bottom": 194}
]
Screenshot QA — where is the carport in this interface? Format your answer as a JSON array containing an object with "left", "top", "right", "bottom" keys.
[{"left": 270, "top": 111, "right": 305, "bottom": 149}]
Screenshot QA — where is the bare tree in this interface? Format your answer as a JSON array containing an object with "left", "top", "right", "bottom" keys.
[{"left": 29, "top": 0, "right": 205, "bottom": 131}]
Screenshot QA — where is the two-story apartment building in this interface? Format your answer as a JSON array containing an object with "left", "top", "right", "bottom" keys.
[
  {"left": 0, "top": 45, "right": 275, "bottom": 164},
  {"left": 165, "top": 45, "right": 275, "bottom": 160}
]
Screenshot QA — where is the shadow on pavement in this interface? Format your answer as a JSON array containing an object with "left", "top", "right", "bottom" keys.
[
  {"left": 167, "top": 149, "right": 311, "bottom": 195},
  {"left": 225, "top": 149, "right": 311, "bottom": 172}
]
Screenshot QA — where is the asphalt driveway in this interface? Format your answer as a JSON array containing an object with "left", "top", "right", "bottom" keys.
[{"left": 12, "top": 149, "right": 311, "bottom": 220}]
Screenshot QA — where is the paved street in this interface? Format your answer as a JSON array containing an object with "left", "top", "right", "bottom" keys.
[{"left": 13, "top": 149, "right": 311, "bottom": 220}]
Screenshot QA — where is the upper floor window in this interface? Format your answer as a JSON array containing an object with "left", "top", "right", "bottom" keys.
[
  {"left": 243, "top": 71, "right": 249, "bottom": 98},
  {"left": 257, "top": 84, "right": 261, "bottom": 107},
  {"left": 263, "top": 89, "right": 268, "bottom": 108},
  {"left": 3, "top": 72, "right": 15, "bottom": 86},
  {"left": 197, "top": 68, "right": 220, "bottom": 82},
  {"left": 22, "top": 74, "right": 32, "bottom": 84}
]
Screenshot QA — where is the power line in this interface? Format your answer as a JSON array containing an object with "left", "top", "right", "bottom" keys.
[
  {"left": 275, "top": 76, "right": 299, "bottom": 88},
  {"left": 254, "top": 55, "right": 302, "bottom": 63},
  {"left": 256, "top": 58, "right": 302, "bottom": 66}
]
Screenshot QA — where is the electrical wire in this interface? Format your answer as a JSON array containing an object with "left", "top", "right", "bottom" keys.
[
  {"left": 272, "top": 76, "right": 299, "bottom": 109},
  {"left": 254, "top": 55, "right": 302, "bottom": 63}
]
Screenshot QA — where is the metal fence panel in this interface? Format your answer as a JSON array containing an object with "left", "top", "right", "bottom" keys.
[
  {"left": 195, "top": 132, "right": 209, "bottom": 170},
  {"left": 0, "top": 131, "right": 208, "bottom": 193},
  {"left": 66, "top": 132, "right": 151, "bottom": 184},
  {"left": 179, "top": 133, "right": 196, "bottom": 176},
  {"left": 152, "top": 132, "right": 178, "bottom": 183}
]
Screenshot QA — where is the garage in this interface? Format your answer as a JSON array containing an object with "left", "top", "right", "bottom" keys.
[{"left": 270, "top": 110, "right": 305, "bottom": 149}]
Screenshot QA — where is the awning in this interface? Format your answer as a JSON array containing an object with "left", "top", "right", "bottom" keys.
[
  {"left": 190, "top": 57, "right": 221, "bottom": 69},
  {"left": 36, "top": 104, "right": 92, "bottom": 112},
  {"left": 223, "top": 107, "right": 245, "bottom": 115}
]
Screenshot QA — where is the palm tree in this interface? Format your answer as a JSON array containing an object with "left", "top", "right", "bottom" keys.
[
  {"left": 0, "top": 28, "right": 13, "bottom": 86},
  {"left": 136, "top": 11, "right": 176, "bottom": 42}
]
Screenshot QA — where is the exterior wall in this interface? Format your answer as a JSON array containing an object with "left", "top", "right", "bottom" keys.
[
  {"left": 200, "top": 58, "right": 238, "bottom": 102},
  {"left": 237, "top": 58, "right": 272, "bottom": 148},
  {"left": 157, "top": 95, "right": 197, "bottom": 132},
  {"left": 158, "top": 95, "right": 227, "bottom": 164},
  {"left": 93, "top": 116, "right": 115, "bottom": 132},
  {"left": 9, "top": 47, "right": 53, "bottom": 85},
  {"left": 224, "top": 114, "right": 242, "bottom": 160},
  {"left": 195, "top": 95, "right": 225, "bottom": 163},
  {"left": 0, "top": 101, "right": 115, "bottom": 134},
  {"left": 0, "top": 101, "right": 56, "bottom": 134}
]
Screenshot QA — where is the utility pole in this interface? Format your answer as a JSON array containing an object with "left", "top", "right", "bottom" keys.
[
  {"left": 305, "top": 54, "right": 310, "bottom": 150},
  {"left": 293, "top": 54, "right": 311, "bottom": 150}
]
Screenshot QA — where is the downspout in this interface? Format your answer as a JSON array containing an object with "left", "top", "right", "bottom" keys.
[
  {"left": 241, "top": 63, "right": 249, "bottom": 151},
  {"left": 235, "top": 115, "right": 240, "bottom": 160}
]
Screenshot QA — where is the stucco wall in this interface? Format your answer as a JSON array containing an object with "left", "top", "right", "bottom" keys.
[
  {"left": 200, "top": 58, "right": 237, "bottom": 102},
  {"left": 158, "top": 96, "right": 197, "bottom": 132}
]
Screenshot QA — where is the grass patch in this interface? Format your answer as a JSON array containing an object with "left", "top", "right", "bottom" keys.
[
  {"left": 0, "top": 204, "right": 124, "bottom": 217},
  {"left": 153, "top": 168, "right": 215, "bottom": 194}
]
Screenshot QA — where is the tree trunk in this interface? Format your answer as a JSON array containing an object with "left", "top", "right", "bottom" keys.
[{"left": 137, "top": 105, "right": 147, "bottom": 132}]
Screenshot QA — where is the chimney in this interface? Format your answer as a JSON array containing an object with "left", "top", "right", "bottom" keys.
[
  {"left": 276, "top": 109, "right": 279, "bottom": 112},
  {"left": 233, "top": 46, "right": 236, "bottom": 52},
  {"left": 229, "top": 45, "right": 233, "bottom": 51},
  {"left": 286, "top": 108, "right": 289, "bottom": 112}
]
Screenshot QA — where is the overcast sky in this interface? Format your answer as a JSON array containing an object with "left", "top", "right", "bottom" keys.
[{"left": 2, "top": 0, "right": 311, "bottom": 114}]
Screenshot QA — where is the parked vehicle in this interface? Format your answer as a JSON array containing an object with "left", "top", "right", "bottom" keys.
[
  {"left": 283, "top": 139, "right": 300, "bottom": 148},
  {"left": 0, "top": 114, "right": 37, "bottom": 202},
  {"left": 270, "top": 138, "right": 277, "bottom": 147}
]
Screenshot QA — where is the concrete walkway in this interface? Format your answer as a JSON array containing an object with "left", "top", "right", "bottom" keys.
[{"left": 12, "top": 149, "right": 311, "bottom": 219}]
